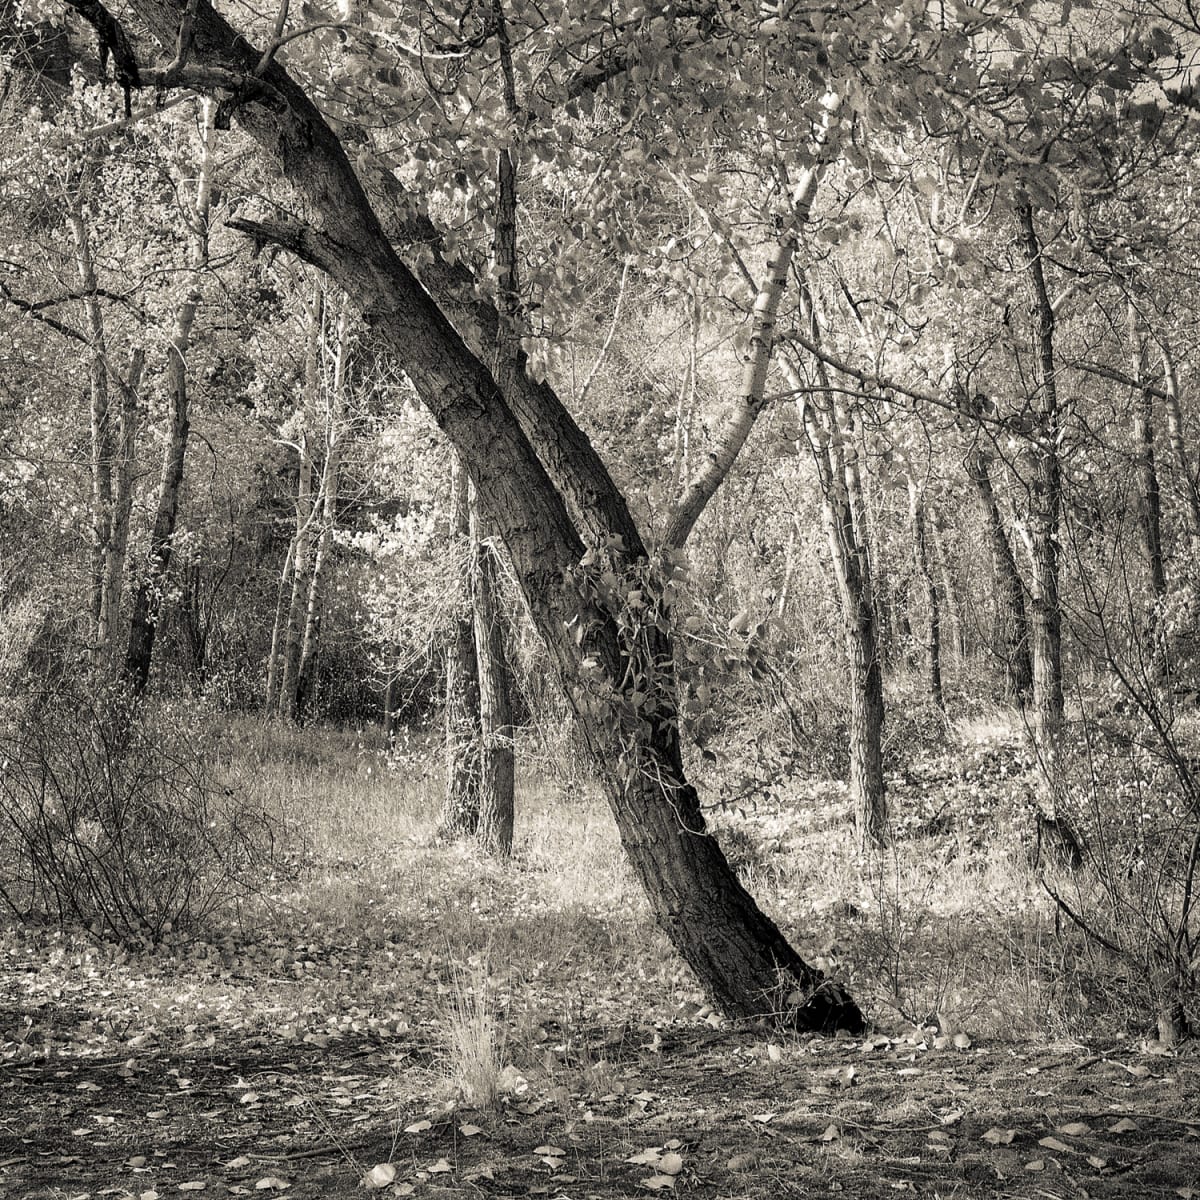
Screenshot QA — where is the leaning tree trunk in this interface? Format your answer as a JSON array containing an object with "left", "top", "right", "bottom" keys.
[
  {"left": 965, "top": 437, "right": 1033, "bottom": 704},
  {"left": 906, "top": 475, "right": 944, "bottom": 712},
  {"left": 124, "top": 98, "right": 216, "bottom": 695},
  {"left": 469, "top": 482, "right": 515, "bottom": 857},
  {"left": 439, "top": 454, "right": 482, "bottom": 839},
  {"left": 1018, "top": 203, "right": 1065, "bottom": 793},
  {"left": 112, "top": 0, "right": 863, "bottom": 1031}
]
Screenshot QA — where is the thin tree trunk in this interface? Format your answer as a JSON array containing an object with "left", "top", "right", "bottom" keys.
[
  {"left": 101, "top": 350, "right": 143, "bottom": 659},
  {"left": 118, "top": 0, "right": 863, "bottom": 1030},
  {"left": 69, "top": 195, "right": 114, "bottom": 655},
  {"left": 790, "top": 279, "right": 887, "bottom": 850},
  {"left": 964, "top": 436, "right": 1033, "bottom": 703},
  {"left": 278, "top": 283, "right": 323, "bottom": 721},
  {"left": 1130, "top": 306, "right": 1167, "bottom": 604},
  {"left": 907, "top": 475, "right": 944, "bottom": 711},
  {"left": 469, "top": 481, "right": 515, "bottom": 857},
  {"left": 930, "top": 512, "right": 965, "bottom": 662},
  {"left": 298, "top": 302, "right": 348, "bottom": 701},
  {"left": 439, "top": 454, "right": 481, "bottom": 839},
  {"left": 1159, "top": 338, "right": 1200, "bottom": 537},
  {"left": 124, "top": 98, "right": 216, "bottom": 695},
  {"left": 264, "top": 539, "right": 294, "bottom": 713},
  {"left": 1017, "top": 202, "right": 1065, "bottom": 795}
]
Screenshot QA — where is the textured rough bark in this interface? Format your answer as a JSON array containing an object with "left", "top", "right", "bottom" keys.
[
  {"left": 124, "top": 99, "right": 216, "bottom": 695},
  {"left": 110, "top": 0, "right": 862, "bottom": 1029},
  {"left": 1017, "top": 204, "right": 1065, "bottom": 773},
  {"left": 469, "top": 482, "right": 515, "bottom": 857},
  {"left": 964, "top": 437, "right": 1033, "bottom": 704},
  {"left": 790, "top": 285, "right": 887, "bottom": 852}
]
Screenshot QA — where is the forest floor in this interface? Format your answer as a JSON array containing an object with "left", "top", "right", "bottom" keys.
[{"left": 1, "top": 714, "right": 1198, "bottom": 1200}]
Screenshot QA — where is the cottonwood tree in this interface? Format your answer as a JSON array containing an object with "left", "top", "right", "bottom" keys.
[{"left": 44, "top": 0, "right": 876, "bottom": 1026}]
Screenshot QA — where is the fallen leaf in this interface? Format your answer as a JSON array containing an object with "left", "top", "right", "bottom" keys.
[
  {"left": 658, "top": 1152, "right": 684, "bottom": 1175},
  {"left": 752, "top": 1111, "right": 776, "bottom": 1124},
  {"left": 535, "top": 1145, "right": 566, "bottom": 1158},
  {"left": 981, "top": 1128, "right": 1015, "bottom": 1145},
  {"left": 1057, "top": 1122, "right": 1091, "bottom": 1136},
  {"left": 820, "top": 1124, "right": 840, "bottom": 1142},
  {"left": 404, "top": 1120, "right": 431, "bottom": 1134},
  {"left": 362, "top": 1164, "right": 396, "bottom": 1190},
  {"left": 1125, "top": 1064, "right": 1151, "bottom": 1079},
  {"left": 458, "top": 1124, "right": 482, "bottom": 1137},
  {"left": 179, "top": 1185, "right": 206, "bottom": 1193},
  {"left": 128, "top": 1157, "right": 149, "bottom": 1169},
  {"left": 952, "top": 1033, "right": 972, "bottom": 1050},
  {"left": 640, "top": 1175, "right": 675, "bottom": 1190},
  {"left": 1087, "top": 1155, "right": 1108, "bottom": 1169},
  {"left": 1038, "top": 1137, "right": 1072, "bottom": 1153},
  {"left": 427, "top": 1159, "right": 452, "bottom": 1174},
  {"left": 1108, "top": 1118, "right": 1138, "bottom": 1133},
  {"left": 253, "top": 1180, "right": 289, "bottom": 1193},
  {"left": 1025, "top": 1159, "right": 1045, "bottom": 1172},
  {"left": 941, "top": 1109, "right": 964, "bottom": 1126}
]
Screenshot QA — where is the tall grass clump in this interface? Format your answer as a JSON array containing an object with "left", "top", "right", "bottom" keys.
[{"left": 441, "top": 956, "right": 508, "bottom": 1110}]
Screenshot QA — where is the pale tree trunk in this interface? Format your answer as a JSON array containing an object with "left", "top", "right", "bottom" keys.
[
  {"left": 115, "top": 0, "right": 863, "bottom": 1030},
  {"left": 469, "top": 481, "right": 515, "bottom": 856},
  {"left": 964, "top": 434, "right": 1033, "bottom": 704},
  {"left": 297, "top": 301, "right": 349, "bottom": 708},
  {"left": 277, "top": 283, "right": 323, "bottom": 721},
  {"left": 907, "top": 475, "right": 944, "bottom": 711},
  {"left": 791, "top": 279, "right": 887, "bottom": 850},
  {"left": 1017, "top": 202, "right": 1065, "bottom": 798},
  {"left": 439, "top": 454, "right": 482, "bottom": 839},
  {"left": 69, "top": 191, "right": 143, "bottom": 667},
  {"left": 124, "top": 98, "right": 216, "bottom": 695},
  {"left": 664, "top": 165, "right": 819, "bottom": 551},
  {"left": 69, "top": 195, "right": 115, "bottom": 654},
  {"left": 1159, "top": 339, "right": 1200, "bottom": 537}
]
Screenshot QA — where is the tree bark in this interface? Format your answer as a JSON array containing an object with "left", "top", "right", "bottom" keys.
[
  {"left": 297, "top": 302, "right": 348, "bottom": 704},
  {"left": 664, "top": 165, "right": 820, "bottom": 551},
  {"left": 907, "top": 476, "right": 944, "bottom": 711},
  {"left": 277, "top": 283, "right": 323, "bottom": 721},
  {"left": 114, "top": 0, "right": 862, "bottom": 1030},
  {"left": 124, "top": 98, "right": 216, "bottom": 695},
  {"left": 964, "top": 436, "right": 1033, "bottom": 704},
  {"left": 1159, "top": 339, "right": 1200, "bottom": 538},
  {"left": 1017, "top": 203, "right": 1065, "bottom": 781},
  {"left": 469, "top": 482, "right": 516, "bottom": 857},
  {"left": 789, "top": 280, "right": 887, "bottom": 850},
  {"left": 439, "top": 454, "right": 482, "bottom": 839}
]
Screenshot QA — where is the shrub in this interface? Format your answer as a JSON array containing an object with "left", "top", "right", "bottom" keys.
[{"left": 0, "top": 686, "right": 278, "bottom": 943}]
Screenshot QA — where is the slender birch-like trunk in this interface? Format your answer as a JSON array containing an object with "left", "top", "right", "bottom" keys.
[{"left": 124, "top": 99, "right": 217, "bottom": 694}]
